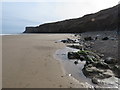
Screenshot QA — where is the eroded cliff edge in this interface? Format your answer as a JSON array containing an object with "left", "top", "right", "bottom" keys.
[{"left": 24, "top": 4, "right": 119, "bottom": 33}]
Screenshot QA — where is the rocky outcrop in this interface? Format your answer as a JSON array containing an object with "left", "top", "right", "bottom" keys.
[
  {"left": 24, "top": 4, "right": 119, "bottom": 33},
  {"left": 67, "top": 50, "right": 120, "bottom": 82}
]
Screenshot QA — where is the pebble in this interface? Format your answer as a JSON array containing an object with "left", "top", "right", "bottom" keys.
[{"left": 69, "top": 74, "right": 72, "bottom": 76}]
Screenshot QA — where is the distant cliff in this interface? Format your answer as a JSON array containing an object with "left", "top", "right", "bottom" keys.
[{"left": 24, "top": 4, "right": 119, "bottom": 33}]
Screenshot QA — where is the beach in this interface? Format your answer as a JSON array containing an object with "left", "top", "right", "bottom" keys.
[
  {"left": 2, "top": 31, "right": 119, "bottom": 89},
  {"left": 2, "top": 34, "right": 84, "bottom": 88},
  {"left": 0, "top": 36, "right": 2, "bottom": 89}
]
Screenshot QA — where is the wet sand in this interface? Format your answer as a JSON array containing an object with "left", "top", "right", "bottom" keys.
[{"left": 2, "top": 34, "right": 85, "bottom": 88}]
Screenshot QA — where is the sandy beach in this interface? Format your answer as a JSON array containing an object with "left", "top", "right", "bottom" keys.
[
  {"left": 2, "top": 34, "right": 84, "bottom": 88},
  {"left": 0, "top": 36, "right": 2, "bottom": 89}
]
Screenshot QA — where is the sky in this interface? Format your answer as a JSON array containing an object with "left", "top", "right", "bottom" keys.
[{"left": 1, "top": 0, "right": 119, "bottom": 34}]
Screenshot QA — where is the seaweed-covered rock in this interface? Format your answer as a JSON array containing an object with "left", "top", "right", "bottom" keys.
[
  {"left": 86, "top": 55, "right": 96, "bottom": 63},
  {"left": 68, "top": 50, "right": 101, "bottom": 63}
]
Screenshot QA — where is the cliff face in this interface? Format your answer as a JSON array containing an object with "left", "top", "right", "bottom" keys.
[{"left": 24, "top": 4, "right": 119, "bottom": 33}]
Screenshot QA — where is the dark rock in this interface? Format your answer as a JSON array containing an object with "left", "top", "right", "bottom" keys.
[
  {"left": 68, "top": 52, "right": 79, "bottom": 59},
  {"left": 83, "top": 63, "right": 113, "bottom": 79},
  {"left": 61, "top": 40, "right": 68, "bottom": 43},
  {"left": 95, "top": 37, "right": 98, "bottom": 40},
  {"left": 79, "top": 55, "right": 85, "bottom": 61},
  {"left": 102, "top": 37, "right": 109, "bottom": 40},
  {"left": 95, "top": 61, "right": 110, "bottom": 69},
  {"left": 67, "top": 38, "right": 76, "bottom": 43},
  {"left": 67, "top": 44, "right": 83, "bottom": 49},
  {"left": 61, "top": 76, "right": 64, "bottom": 77},
  {"left": 74, "top": 34, "right": 77, "bottom": 37},
  {"left": 92, "top": 77, "right": 100, "bottom": 84},
  {"left": 102, "top": 73, "right": 112, "bottom": 78},
  {"left": 61, "top": 38, "right": 76, "bottom": 43},
  {"left": 98, "top": 54, "right": 104, "bottom": 58},
  {"left": 113, "top": 65, "right": 120, "bottom": 78},
  {"left": 85, "top": 55, "right": 97, "bottom": 65},
  {"left": 74, "top": 61, "right": 78, "bottom": 65},
  {"left": 82, "top": 66, "right": 104, "bottom": 78},
  {"left": 87, "top": 64, "right": 93, "bottom": 68},
  {"left": 96, "top": 73, "right": 105, "bottom": 79},
  {"left": 85, "top": 44, "right": 92, "bottom": 48},
  {"left": 84, "top": 37, "right": 93, "bottom": 41},
  {"left": 105, "top": 57, "right": 117, "bottom": 64}
]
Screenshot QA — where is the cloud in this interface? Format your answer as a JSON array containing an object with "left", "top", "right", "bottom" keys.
[{"left": 2, "top": 0, "right": 119, "bottom": 4}]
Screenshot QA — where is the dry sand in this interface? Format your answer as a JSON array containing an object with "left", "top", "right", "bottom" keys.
[
  {"left": 2, "top": 34, "right": 84, "bottom": 88},
  {"left": 0, "top": 36, "right": 2, "bottom": 89}
]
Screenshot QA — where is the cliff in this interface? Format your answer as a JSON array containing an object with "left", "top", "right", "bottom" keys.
[{"left": 24, "top": 4, "right": 119, "bottom": 33}]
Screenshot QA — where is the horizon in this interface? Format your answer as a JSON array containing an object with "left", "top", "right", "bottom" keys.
[{"left": 1, "top": 0, "right": 119, "bottom": 34}]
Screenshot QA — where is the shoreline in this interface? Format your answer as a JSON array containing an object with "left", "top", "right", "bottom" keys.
[{"left": 2, "top": 34, "right": 84, "bottom": 88}]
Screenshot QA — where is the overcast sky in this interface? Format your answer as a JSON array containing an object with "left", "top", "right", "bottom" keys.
[{"left": 1, "top": 0, "right": 119, "bottom": 34}]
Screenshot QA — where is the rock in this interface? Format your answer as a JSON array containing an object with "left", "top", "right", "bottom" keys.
[
  {"left": 68, "top": 52, "right": 79, "bottom": 59},
  {"left": 61, "top": 76, "right": 64, "bottom": 77},
  {"left": 113, "top": 65, "right": 120, "bottom": 78},
  {"left": 84, "top": 37, "right": 93, "bottom": 41},
  {"left": 82, "top": 66, "right": 104, "bottom": 77},
  {"left": 74, "top": 61, "right": 78, "bottom": 65},
  {"left": 85, "top": 55, "right": 95, "bottom": 64},
  {"left": 110, "top": 37, "right": 116, "bottom": 40},
  {"left": 95, "top": 61, "right": 110, "bottom": 69},
  {"left": 102, "top": 37, "right": 109, "bottom": 40},
  {"left": 102, "top": 70, "right": 113, "bottom": 78},
  {"left": 67, "top": 38, "right": 76, "bottom": 43},
  {"left": 96, "top": 73, "right": 105, "bottom": 79},
  {"left": 86, "top": 51, "right": 101, "bottom": 60},
  {"left": 67, "top": 44, "right": 83, "bottom": 49},
  {"left": 99, "top": 54, "right": 104, "bottom": 58},
  {"left": 74, "top": 34, "right": 77, "bottom": 37},
  {"left": 85, "top": 43, "right": 92, "bottom": 48},
  {"left": 79, "top": 55, "right": 85, "bottom": 61},
  {"left": 94, "top": 37, "right": 98, "bottom": 40},
  {"left": 68, "top": 74, "right": 72, "bottom": 76},
  {"left": 87, "top": 64, "right": 93, "bottom": 68},
  {"left": 61, "top": 40, "right": 68, "bottom": 43},
  {"left": 105, "top": 57, "right": 116, "bottom": 64},
  {"left": 61, "top": 38, "right": 76, "bottom": 43},
  {"left": 92, "top": 77, "right": 100, "bottom": 84}
]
